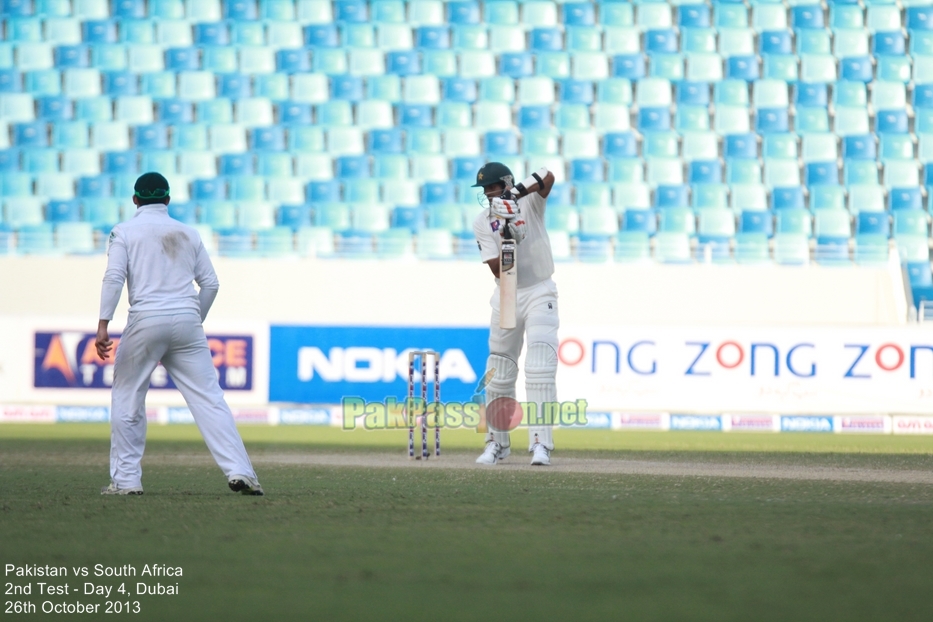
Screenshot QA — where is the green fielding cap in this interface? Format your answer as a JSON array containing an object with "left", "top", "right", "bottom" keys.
[{"left": 134, "top": 171, "right": 170, "bottom": 200}]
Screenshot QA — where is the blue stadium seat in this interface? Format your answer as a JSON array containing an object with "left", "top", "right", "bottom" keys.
[
  {"left": 390, "top": 207, "right": 422, "bottom": 233},
  {"left": 156, "top": 99, "right": 192, "bottom": 124},
  {"left": 55, "top": 45, "right": 89, "bottom": 69},
  {"left": 0, "top": 150, "right": 20, "bottom": 173},
  {"left": 12, "top": 122, "right": 48, "bottom": 148},
  {"left": 334, "top": 0, "right": 368, "bottom": 22},
  {"left": 335, "top": 155, "right": 370, "bottom": 179},
  {"left": 890, "top": 188, "right": 923, "bottom": 211},
  {"left": 518, "top": 105, "right": 552, "bottom": 130},
  {"left": 416, "top": 26, "right": 451, "bottom": 49},
  {"left": 805, "top": 162, "right": 839, "bottom": 186},
  {"left": 22, "top": 148, "right": 58, "bottom": 173},
  {"left": 213, "top": 73, "right": 248, "bottom": 99},
  {"left": 604, "top": 132, "right": 638, "bottom": 158},
  {"left": 564, "top": 2, "right": 595, "bottom": 27},
  {"left": 796, "top": 83, "right": 828, "bottom": 108},
  {"left": 165, "top": 47, "right": 198, "bottom": 71},
  {"left": 77, "top": 175, "right": 111, "bottom": 198},
  {"left": 623, "top": 209, "right": 657, "bottom": 234},
  {"left": 131, "top": 123, "right": 168, "bottom": 150},
  {"left": 191, "top": 179, "right": 226, "bottom": 202},
  {"left": 277, "top": 49, "right": 310, "bottom": 74},
  {"left": 740, "top": 210, "right": 773, "bottom": 236},
  {"left": 102, "top": 71, "right": 137, "bottom": 96},
  {"left": 251, "top": 127, "right": 285, "bottom": 151},
  {"left": 0, "top": 70, "right": 22, "bottom": 92},
  {"left": 874, "top": 31, "right": 906, "bottom": 56},
  {"left": 449, "top": 1, "right": 480, "bottom": 25},
  {"left": 558, "top": 79, "right": 594, "bottom": 105},
  {"left": 810, "top": 186, "right": 846, "bottom": 211},
  {"left": 224, "top": 0, "right": 257, "bottom": 19},
  {"left": 646, "top": 29, "right": 678, "bottom": 54},
  {"left": 83, "top": 21, "right": 117, "bottom": 44},
  {"left": 451, "top": 156, "right": 484, "bottom": 181},
  {"left": 366, "top": 128, "right": 402, "bottom": 154},
  {"left": 612, "top": 54, "right": 646, "bottom": 80},
  {"left": 655, "top": 185, "right": 689, "bottom": 208},
  {"left": 219, "top": 154, "right": 253, "bottom": 176},
  {"left": 278, "top": 102, "right": 312, "bottom": 125},
  {"left": 307, "top": 180, "right": 342, "bottom": 203},
  {"left": 776, "top": 209, "right": 813, "bottom": 237},
  {"left": 840, "top": 57, "right": 873, "bottom": 82},
  {"left": 398, "top": 104, "right": 433, "bottom": 128},
  {"left": 677, "top": 81, "right": 710, "bottom": 106},
  {"left": 36, "top": 96, "right": 72, "bottom": 120},
  {"left": 276, "top": 204, "right": 312, "bottom": 231},
  {"left": 678, "top": 4, "right": 710, "bottom": 28},
  {"left": 724, "top": 134, "right": 757, "bottom": 160},
  {"left": 570, "top": 159, "right": 605, "bottom": 183},
  {"left": 792, "top": 5, "right": 824, "bottom": 30},
  {"left": 714, "top": 79, "right": 749, "bottom": 106},
  {"left": 637, "top": 107, "right": 671, "bottom": 132},
  {"left": 46, "top": 199, "right": 80, "bottom": 223},
  {"left": 421, "top": 181, "right": 457, "bottom": 205},
  {"left": 756, "top": 109, "right": 788, "bottom": 134},
  {"left": 531, "top": 28, "right": 563, "bottom": 52},
  {"left": 689, "top": 161, "right": 722, "bottom": 184},
  {"left": 725, "top": 56, "right": 759, "bottom": 81},
  {"left": 331, "top": 75, "right": 364, "bottom": 101},
  {"left": 305, "top": 24, "right": 339, "bottom": 47},
  {"left": 386, "top": 51, "right": 420, "bottom": 75},
  {"left": 771, "top": 186, "right": 806, "bottom": 210},
  {"left": 857, "top": 212, "right": 890, "bottom": 237},
  {"left": 843, "top": 135, "right": 877, "bottom": 160},
  {"left": 501, "top": 52, "right": 534, "bottom": 79},
  {"left": 877, "top": 110, "right": 909, "bottom": 135},
  {"left": 442, "top": 77, "right": 477, "bottom": 103},
  {"left": 760, "top": 30, "right": 792, "bottom": 55},
  {"left": 485, "top": 131, "right": 519, "bottom": 156},
  {"left": 193, "top": 22, "right": 228, "bottom": 46}
]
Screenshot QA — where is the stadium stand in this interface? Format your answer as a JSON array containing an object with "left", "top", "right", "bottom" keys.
[{"left": 0, "top": 0, "right": 926, "bottom": 286}]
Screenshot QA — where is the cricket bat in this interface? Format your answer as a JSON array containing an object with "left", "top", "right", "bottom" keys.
[{"left": 499, "top": 224, "right": 517, "bottom": 329}]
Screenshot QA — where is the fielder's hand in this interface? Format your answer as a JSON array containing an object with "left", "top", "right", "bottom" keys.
[
  {"left": 489, "top": 197, "right": 520, "bottom": 219},
  {"left": 95, "top": 322, "right": 113, "bottom": 361},
  {"left": 500, "top": 218, "right": 527, "bottom": 243}
]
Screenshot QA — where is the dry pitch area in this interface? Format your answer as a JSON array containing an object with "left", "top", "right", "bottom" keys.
[{"left": 2, "top": 424, "right": 933, "bottom": 621}]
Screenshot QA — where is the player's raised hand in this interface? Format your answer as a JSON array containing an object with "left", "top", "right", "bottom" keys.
[{"left": 489, "top": 197, "right": 520, "bottom": 219}]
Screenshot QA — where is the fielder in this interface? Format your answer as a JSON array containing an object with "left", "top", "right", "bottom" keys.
[
  {"left": 96, "top": 172, "right": 263, "bottom": 496},
  {"left": 472, "top": 162, "right": 559, "bottom": 466}
]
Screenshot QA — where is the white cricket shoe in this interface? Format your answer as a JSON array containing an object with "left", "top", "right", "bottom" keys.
[
  {"left": 530, "top": 443, "right": 551, "bottom": 466},
  {"left": 100, "top": 482, "right": 143, "bottom": 495},
  {"left": 475, "top": 441, "right": 510, "bottom": 465},
  {"left": 228, "top": 475, "right": 264, "bottom": 496}
]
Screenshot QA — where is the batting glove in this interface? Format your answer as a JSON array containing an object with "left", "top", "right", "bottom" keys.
[
  {"left": 489, "top": 197, "right": 521, "bottom": 220},
  {"left": 500, "top": 218, "right": 527, "bottom": 243}
]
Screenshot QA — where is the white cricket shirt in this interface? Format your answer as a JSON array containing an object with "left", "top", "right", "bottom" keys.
[
  {"left": 99, "top": 204, "right": 219, "bottom": 321},
  {"left": 472, "top": 190, "right": 554, "bottom": 289}
]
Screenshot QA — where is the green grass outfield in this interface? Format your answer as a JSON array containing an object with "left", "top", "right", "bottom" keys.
[{"left": 2, "top": 424, "right": 933, "bottom": 621}]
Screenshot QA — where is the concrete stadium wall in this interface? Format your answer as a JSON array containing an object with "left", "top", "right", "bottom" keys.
[{"left": 0, "top": 255, "right": 912, "bottom": 326}]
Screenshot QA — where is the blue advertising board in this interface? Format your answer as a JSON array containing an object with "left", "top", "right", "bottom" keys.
[
  {"left": 269, "top": 326, "right": 488, "bottom": 403},
  {"left": 34, "top": 331, "right": 253, "bottom": 391}
]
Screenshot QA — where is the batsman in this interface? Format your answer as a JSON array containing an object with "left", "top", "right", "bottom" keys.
[{"left": 471, "top": 162, "right": 559, "bottom": 466}]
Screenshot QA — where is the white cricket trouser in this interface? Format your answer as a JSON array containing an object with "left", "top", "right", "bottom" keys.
[
  {"left": 109, "top": 312, "right": 257, "bottom": 488},
  {"left": 486, "top": 278, "right": 559, "bottom": 451}
]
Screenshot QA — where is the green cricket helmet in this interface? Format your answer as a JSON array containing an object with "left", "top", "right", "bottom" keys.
[{"left": 471, "top": 162, "right": 514, "bottom": 190}]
